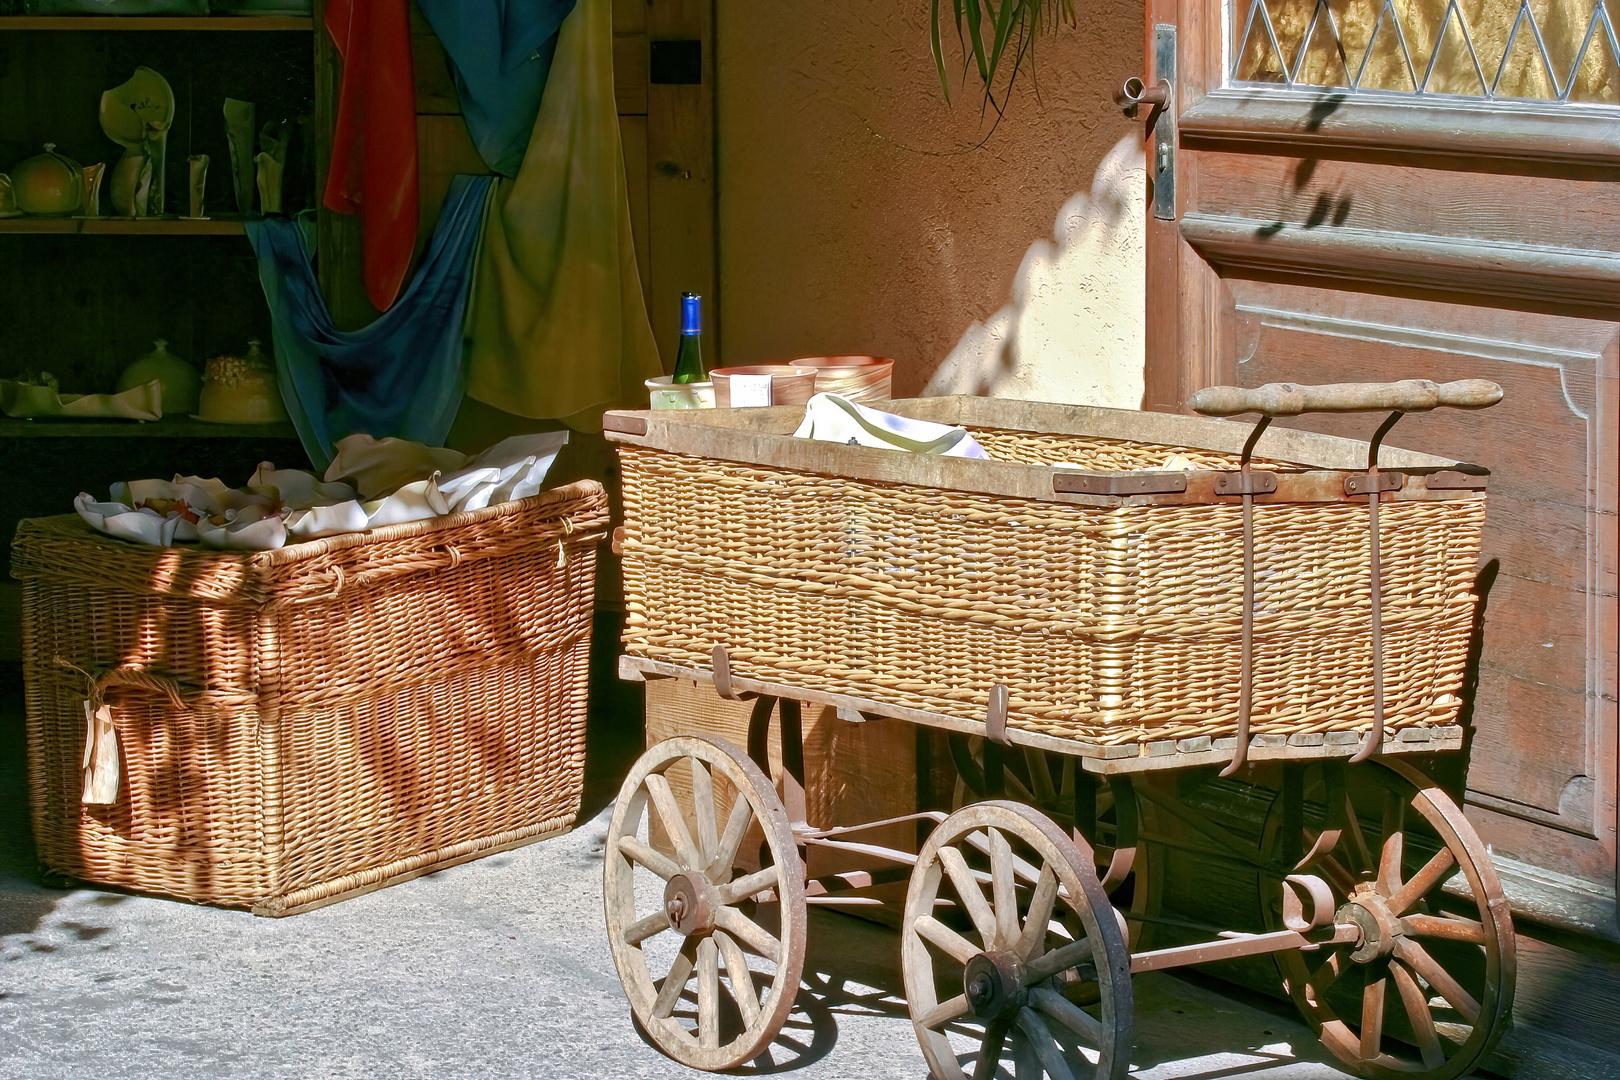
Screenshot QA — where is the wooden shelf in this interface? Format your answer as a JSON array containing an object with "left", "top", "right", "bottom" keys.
[
  {"left": 0, "top": 415, "right": 299, "bottom": 439},
  {"left": 0, "top": 217, "right": 252, "bottom": 235},
  {"left": 0, "top": 15, "right": 312, "bottom": 31}
]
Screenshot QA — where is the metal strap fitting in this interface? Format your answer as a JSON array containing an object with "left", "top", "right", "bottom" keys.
[
  {"left": 1344, "top": 472, "right": 1404, "bottom": 496},
  {"left": 1213, "top": 471, "right": 1277, "bottom": 496}
]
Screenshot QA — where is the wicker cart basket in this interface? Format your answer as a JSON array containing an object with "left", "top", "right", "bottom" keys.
[
  {"left": 606, "top": 396, "right": 1490, "bottom": 749},
  {"left": 11, "top": 481, "right": 607, "bottom": 915}
]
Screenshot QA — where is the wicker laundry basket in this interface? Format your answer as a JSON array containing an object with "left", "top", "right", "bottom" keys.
[
  {"left": 605, "top": 397, "right": 1489, "bottom": 748},
  {"left": 11, "top": 481, "right": 608, "bottom": 915}
]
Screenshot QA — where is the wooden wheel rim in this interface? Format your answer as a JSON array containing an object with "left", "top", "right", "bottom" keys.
[
  {"left": 603, "top": 735, "right": 808, "bottom": 1071},
  {"left": 1265, "top": 760, "right": 1515, "bottom": 1080},
  {"left": 901, "top": 800, "right": 1134, "bottom": 1080}
]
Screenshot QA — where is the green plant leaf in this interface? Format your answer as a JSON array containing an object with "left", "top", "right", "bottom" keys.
[
  {"left": 987, "top": 0, "right": 1020, "bottom": 85},
  {"left": 965, "top": 0, "right": 990, "bottom": 83},
  {"left": 931, "top": 0, "right": 951, "bottom": 100}
]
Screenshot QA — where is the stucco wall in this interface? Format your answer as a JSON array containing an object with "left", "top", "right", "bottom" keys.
[{"left": 714, "top": 1, "right": 1146, "bottom": 407}]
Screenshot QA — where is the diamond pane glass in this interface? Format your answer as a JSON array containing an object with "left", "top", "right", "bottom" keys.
[{"left": 1230, "top": 0, "right": 1620, "bottom": 101}]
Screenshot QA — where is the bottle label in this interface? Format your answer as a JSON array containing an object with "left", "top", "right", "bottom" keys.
[{"left": 681, "top": 294, "right": 701, "bottom": 336}]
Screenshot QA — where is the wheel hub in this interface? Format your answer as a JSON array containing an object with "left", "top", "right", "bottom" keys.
[
  {"left": 964, "top": 951, "right": 1027, "bottom": 1019},
  {"left": 664, "top": 871, "right": 715, "bottom": 937},
  {"left": 1339, "top": 887, "right": 1402, "bottom": 964}
]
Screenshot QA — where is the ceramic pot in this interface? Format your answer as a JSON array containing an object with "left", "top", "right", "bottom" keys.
[
  {"left": 117, "top": 339, "right": 200, "bottom": 416},
  {"left": 787, "top": 355, "right": 895, "bottom": 402},
  {"left": 710, "top": 365, "right": 818, "bottom": 408},
  {"left": 109, "top": 153, "right": 152, "bottom": 217},
  {"left": 11, "top": 144, "right": 83, "bottom": 216}
]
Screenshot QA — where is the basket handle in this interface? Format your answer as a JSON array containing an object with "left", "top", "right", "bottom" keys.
[{"left": 1189, "top": 379, "right": 1502, "bottom": 417}]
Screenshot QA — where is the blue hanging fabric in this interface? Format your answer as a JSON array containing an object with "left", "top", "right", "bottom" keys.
[
  {"left": 416, "top": 0, "right": 578, "bottom": 178},
  {"left": 244, "top": 174, "right": 496, "bottom": 472}
]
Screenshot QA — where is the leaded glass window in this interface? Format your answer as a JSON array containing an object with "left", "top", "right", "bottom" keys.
[{"left": 1231, "top": 0, "right": 1620, "bottom": 101}]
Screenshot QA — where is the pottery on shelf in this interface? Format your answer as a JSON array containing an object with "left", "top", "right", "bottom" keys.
[
  {"left": 117, "top": 339, "right": 200, "bottom": 416},
  {"left": 11, "top": 144, "right": 83, "bottom": 216},
  {"left": 80, "top": 162, "right": 104, "bottom": 218},
  {"left": 196, "top": 340, "right": 289, "bottom": 425},
  {"left": 100, "top": 67, "right": 175, "bottom": 217},
  {"left": 186, "top": 154, "right": 208, "bottom": 218},
  {"left": 224, "top": 98, "right": 256, "bottom": 214},
  {"left": 109, "top": 153, "right": 152, "bottom": 217},
  {"left": 0, "top": 172, "right": 17, "bottom": 216},
  {"left": 254, "top": 152, "right": 284, "bottom": 213}
]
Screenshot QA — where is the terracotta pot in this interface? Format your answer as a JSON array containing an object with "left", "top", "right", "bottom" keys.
[
  {"left": 788, "top": 355, "right": 895, "bottom": 402},
  {"left": 710, "top": 365, "right": 817, "bottom": 408}
]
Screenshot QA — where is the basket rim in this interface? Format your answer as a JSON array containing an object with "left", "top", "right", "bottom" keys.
[
  {"left": 604, "top": 397, "right": 1484, "bottom": 509},
  {"left": 10, "top": 479, "right": 607, "bottom": 578}
]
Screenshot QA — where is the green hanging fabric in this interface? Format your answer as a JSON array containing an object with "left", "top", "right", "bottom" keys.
[{"left": 463, "top": 0, "right": 662, "bottom": 431}]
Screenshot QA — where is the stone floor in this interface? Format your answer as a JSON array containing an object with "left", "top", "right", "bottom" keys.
[{"left": 0, "top": 670, "right": 1473, "bottom": 1080}]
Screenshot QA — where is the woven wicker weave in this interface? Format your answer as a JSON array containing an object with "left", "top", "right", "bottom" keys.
[
  {"left": 12, "top": 481, "right": 608, "bottom": 914},
  {"left": 616, "top": 420, "right": 1486, "bottom": 746}
]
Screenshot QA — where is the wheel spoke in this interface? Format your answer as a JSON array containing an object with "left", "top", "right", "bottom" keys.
[
  {"left": 623, "top": 908, "right": 671, "bottom": 946},
  {"left": 644, "top": 773, "right": 703, "bottom": 869},
  {"left": 1024, "top": 748, "right": 1058, "bottom": 806},
  {"left": 717, "top": 865, "right": 780, "bottom": 906},
  {"left": 990, "top": 828, "right": 1020, "bottom": 949},
  {"left": 973, "top": 1017, "right": 1012, "bottom": 1080},
  {"left": 1315, "top": 851, "right": 1361, "bottom": 896},
  {"left": 1377, "top": 790, "right": 1407, "bottom": 896},
  {"left": 618, "top": 836, "right": 682, "bottom": 881},
  {"left": 714, "top": 930, "right": 761, "bottom": 1029},
  {"left": 1343, "top": 793, "right": 1375, "bottom": 875},
  {"left": 1387, "top": 848, "right": 1456, "bottom": 916},
  {"left": 1303, "top": 949, "right": 1346, "bottom": 1005},
  {"left": 1030, "top": 985, "right": 1103, "bottom": 1046},
  {"left": 1025, "top": 935, "right": 1095, "bottom": 984},
  {"left": 1394, "top": 937, "right": 1480, "bottom": 1024},
  {"left": 696, "top": 936, "right": 720, "bottom": 1048},
  {"left": 1359, "top": 973, "right": 1387, "bottom": 1060},
  {"left": 1016, "top": 1007, "right": 1075, "bottom": 1080},
  {"left": 1392, "top": 959, "right": 1447, "bottom": 1070},
  {"left": 1015, "top": 865, "right": 1060, "bottom": 961},
  {"left": 707, "top": 792, "right": 755, "bottom": 883},
  {"left": 714, "top": 903, "right": 781, "bottom": 959},
  {"left": 916, "top": 993, "right": 971, "bottom": 1030},
  {"left": 690, "top": 758, "right": 720, "bottom": 865},
  {"left": 940, "top": 845, "right": 998, "bottom": 945},
  {"left": 915, "top": 914, "right": 982, "bottom": 965},
  {"left": 1402, "top": 913, "right": 1488, "bottom": 944},
  {"left": 651, "top": 946, "right": 695, "bottom": 1019}
]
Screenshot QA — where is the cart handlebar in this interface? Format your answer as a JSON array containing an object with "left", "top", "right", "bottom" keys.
[{"left": 1190, "top": 379, "right": 1502, "bottom": 417}]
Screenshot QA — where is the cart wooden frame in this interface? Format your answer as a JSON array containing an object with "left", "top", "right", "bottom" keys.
[{"left": 600, "top": 387, "right": 1516, "bottom": 1080}]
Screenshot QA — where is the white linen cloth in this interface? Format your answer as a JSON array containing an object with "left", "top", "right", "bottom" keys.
[
  {"left": 792, "top": 393, "right": 988, "bottom": 458},
  {"left": 73, "top": 431, "right": 569, "bottom": 551}
]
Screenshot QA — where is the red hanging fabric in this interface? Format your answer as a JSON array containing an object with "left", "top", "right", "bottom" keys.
[{"left": 323, "top": 0, "right": 419, "bottom": 312}]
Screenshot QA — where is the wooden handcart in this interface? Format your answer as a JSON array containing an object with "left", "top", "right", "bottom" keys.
[{"left": 599, "top": 383, "right": 1514, "bottom": 1080}]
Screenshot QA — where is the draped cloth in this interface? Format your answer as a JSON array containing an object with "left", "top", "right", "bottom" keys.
[
  {"left": 416, "top": 0, "right": 578, "bottom": 178},
  {"left": 323, "top": 0, "right": 419, "bottom": 311},
  {"left": 245, "top": 176, "right": 496, "bottom": 472},
  {"left": 461, "top": 0, "right": 663, "bottom": 430}
]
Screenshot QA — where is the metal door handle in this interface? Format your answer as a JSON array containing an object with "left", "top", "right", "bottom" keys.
[{"left": 1115, "top": 77, "right": 1171, "bottom": 119}]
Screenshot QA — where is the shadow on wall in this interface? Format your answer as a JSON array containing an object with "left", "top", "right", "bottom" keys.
[{"left": 924, "top": 134, "right": 1145, "bottom": 409}]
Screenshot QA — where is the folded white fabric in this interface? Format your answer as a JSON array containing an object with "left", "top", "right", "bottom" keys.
[
  {"left": 73, "top": 431, "right": 569, "bottom": 551},
  {"left": 792, "top": 393, "right": 988, "bottom": 458},
  {"left": 436, "top": 431, "right": 570, "bottom": 513}
]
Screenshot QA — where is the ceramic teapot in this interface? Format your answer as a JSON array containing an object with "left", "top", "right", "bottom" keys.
[{"left": 11, "top": 144, "right": 83, "bottom": 216}]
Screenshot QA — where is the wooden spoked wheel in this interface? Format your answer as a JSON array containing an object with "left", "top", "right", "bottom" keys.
[
  {"left": 1260, "top": 759, "right": 1515, "bottom": 1080},
  {"left": 901, "top": 801, "right": 1134, "bottom": 1080},
  {"left": 603, "top": 736, "right": 808, "bottom": 1071}
]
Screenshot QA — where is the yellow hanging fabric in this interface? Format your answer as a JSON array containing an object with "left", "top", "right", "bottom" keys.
[{"left": 463, "top": 0, "right": 662, "bottom": 431}]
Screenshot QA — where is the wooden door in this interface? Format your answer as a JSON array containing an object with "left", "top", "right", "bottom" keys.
[{"left": 1139, "top": 0, "right": 1619, "bottom": 1001}]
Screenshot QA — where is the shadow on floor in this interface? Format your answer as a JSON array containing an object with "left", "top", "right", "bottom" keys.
[{"left": 1, "top": 664, "right": 67, "bottom": 939}]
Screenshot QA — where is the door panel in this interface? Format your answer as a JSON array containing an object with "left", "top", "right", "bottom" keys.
[
  {"left": 1235, "top": 286, "right": 1612, "bottom": 844},
  {"left": 1143, "top": 0, "right": 1619, "bottom": 915}
]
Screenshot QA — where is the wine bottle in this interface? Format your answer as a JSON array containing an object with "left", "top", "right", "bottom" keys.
[{"left": 671, "top": 292, "right": 706, "bottom": 383}]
